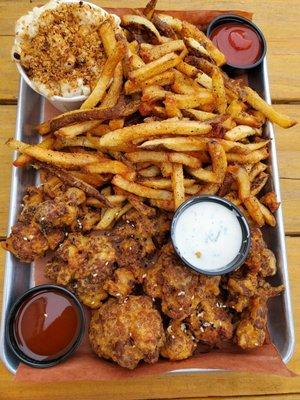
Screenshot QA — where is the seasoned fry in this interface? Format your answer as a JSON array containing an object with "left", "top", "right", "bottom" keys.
[
  {"left": 161, "top": 162, "right": 173, "bottom": 177},
  {"left": 84, "top": 161, "right": 136, "bottom": 180},
  {"left": 176, "top": 60, "right": 198, "bottom": 77},
  {"left": 224, "top": 125, "right": 258, "bottom": 141},
  {"left": 7, "top": 138, "right": 102, "bottom": 168},
  {"left": 195, "top": 72, "right": 212, "bottom": 90},
  {"left": 182, "top": 109, "right": 216, "bottom": 121},
  {"left": 126, "top": 150, "right": 200, "bottom": 168},
  {"left": 167, "top": 92, "right": 214, "bottom": 109},
  {"left": 244, "top": 196, "right": 265, "bottom": 227},
  {"left": 260, "top": 191, "right": 280, "bottom": 213},
  {"left": 109, "top": 119, "right": 124, "bottom": 131},
  {"left": 228, "top": 165, "right": 250, "bottom": 201},
  {"left": 181, "top": 20, "right": 226, "bottom": 66},
  {"left": 172, "top": 163, "right": 185, "bottom": 209},
  {"left": 140, "top": 40, "right": 185, "bottom": 62},
  {"left": 13, "top": 136, "right": 54, "bottom": 167},
  {"left": 99, "top": 63, "right": 123, "bottom": 109},
  {"left": 164, "top": 94, "right": 182, "bottom": 118},
  {"left": 124, "top": 70, "right": 175, "bottom": 94},
  {"left": 257, "top": 201, "right": 276, "bottom": 227},
  {"left": 81, "top": 40, "right": 126, "bottom": 109},
  {"left": 56, "top": 121, "right": 101, "bottom": 138},
  {"left": 96, "top": 206, "right": 123, "bottom": 229},
  {"left": 250, "top": 172, "right": 269, "bottom": 196},
  {"left": 244, "top": 87, "right": 297, "bottom": 128},
  {"left": 37, "top": 99, "right": 140, "bottom": 134},
  {"left": 139, "top": 178, "right": 195, "bottom": 189},
  {"left": 99, "top": 20, "right": 117, "bottom": 56},
  {"left": 121, "top": 15, "right": 162, "bottom": 44},
  {"left": 112, "top": 174, "right": 172, "bottom": 200},
  {"left": 143, "top": 0, "right": 158, "bottom": 20},
  {"left": 184, "top": 37, "right": 211, "bottom": 59},
  {"left": 212, "top": 68, "right": 227, "bottom": 114},
  {"left": 129, "top": 52, "right": 181, "bottom": 83},
  {"left": 138, "top": 165, "right": 160, "bottom": 177},
  {"left": 155, "top": 13, "right": 183, "bottom": 32},
  {"left": 226, "top": 148, "right": 268, "bottom": 164},
  {"left": 98, "top": 120, "right": 212, "bottom": 148},
  {"left": 140, "top": 136, "right": 208, "bottom": 151}
]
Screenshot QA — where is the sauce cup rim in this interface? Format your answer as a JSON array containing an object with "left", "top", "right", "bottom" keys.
[
  {"left": 206, "top": 14, "right": 267, "bottom": 70},
  {"left": 170, "top": 195, "right": 251, "bottom": 276},
  {"left": 6, "top": 284, "right": 85, "bottom": 368}
]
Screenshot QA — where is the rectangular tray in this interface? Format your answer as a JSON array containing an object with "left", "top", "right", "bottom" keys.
[{"left": 0, "top": 58, "right": 295, "bottom": 374}]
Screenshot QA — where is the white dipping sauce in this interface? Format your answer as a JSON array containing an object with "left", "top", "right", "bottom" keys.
[{"left": 173, "top": 201, "right": 243, "bottom": 272}]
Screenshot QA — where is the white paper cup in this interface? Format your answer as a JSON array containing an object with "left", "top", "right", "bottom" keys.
[{"left": 13, "top": 0, "right": 120, "bottom": 112}]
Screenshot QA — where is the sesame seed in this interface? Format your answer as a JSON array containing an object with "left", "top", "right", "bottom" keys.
[
  {"left": 178, "top": 307, "right": 183, "bottom": 311},
  {"left": 178, "top": 291, "right": 185, "bottom": 296},
  {"left": 200, "top": 327, "right": 204, "bottom": 332},
  {"left": 142, "top": 274, "right": 146, "bottom": 279},
  {"left": 171, "top": 335, "right": 175, "bottom": 339}
]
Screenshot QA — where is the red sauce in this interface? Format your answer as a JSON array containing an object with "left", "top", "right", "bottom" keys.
[
  {"left": 210, "top": 22, "right": 262, "bottom": 66},
  {"left": 13, "top": 289, "right": 80, "bottom": 361}
]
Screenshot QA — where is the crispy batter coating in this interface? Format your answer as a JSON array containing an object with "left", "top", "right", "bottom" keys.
[
  {"left": 187, "top": 297, "right": 233, "bottom": 347},
  {"left": 226, "top": 268, "right": 258, "bottom": 312},
  {"left": 45, "top": 233, "right": 116, "bottom": 308},
  {"left": 244, "top": 227, "right": 277, "bottom": 277},
  {"left": 161, "top": 320, "right": 197, "bottom": 360},
  {"left": 89, "top": 296, "right": 165, "bottom": 369},
  {"left": 2, "top": 222, "right": 49, "bottom": 262},
  {"left": 235, "top": 296, "right": 268, "bottom": 349},
  {"left": 144, "top": 243, "right": 200, "bottom": 319},
  {"left": 112, "top": 209, "right": 170, "bottom": 280},
  {"left": 104, "top": 268, "right": 136, "bottom": 298}
]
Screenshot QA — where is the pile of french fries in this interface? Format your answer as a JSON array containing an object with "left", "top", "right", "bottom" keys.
[{"left": 7, "top": 0, "right": 297, "bottom": 230}]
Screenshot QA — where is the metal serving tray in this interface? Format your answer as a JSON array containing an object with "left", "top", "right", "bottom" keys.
[{"left": 0, "top": 59, "right": 295, "bottom": 374}]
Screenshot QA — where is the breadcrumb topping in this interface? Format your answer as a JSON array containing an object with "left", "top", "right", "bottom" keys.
[{"left": 13, "top": 2, "right": 112, "bottom": 98}]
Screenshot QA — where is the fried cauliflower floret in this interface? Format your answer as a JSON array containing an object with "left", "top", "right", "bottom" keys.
[
  {"left": 89, "top": 296, "right": 165, "bottom": 369},
  {"left": 244, "top": 227, "right": 277, "bottom": 277},
  {"left": 187, "top": 297, "right": 233, "bottom": 347},
  {"left": 235, "top": 296, "right": 268, "bottom": 349},
  {"left": 161, "top": 320, "right": 197, "bottom": 360},
  {"left": 144, "top": 243, "right": 199, "bottom": 319},
  {"left": 226, "top": 268, "right": 258, "bottom": 312},
  {"left": 104, "top": 268, "right": 136, "bottom": 298},
  {"left": 45, "top": 233, "right": 116, "bottom": 308},
  {"left": 2, "top": 222, "right": 49, "bottom": 262}
]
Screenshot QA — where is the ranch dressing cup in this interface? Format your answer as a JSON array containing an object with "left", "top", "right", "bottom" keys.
[
  {"left": 13, "top": 0, "right": 120, "bottom": 112},
  {"left": 171, "top": 195, "right": 250, "bottom": 275}
]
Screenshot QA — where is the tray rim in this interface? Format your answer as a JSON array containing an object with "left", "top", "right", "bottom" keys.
[{"left": 0, "top": 59, "right": 295, "bottom": 375}]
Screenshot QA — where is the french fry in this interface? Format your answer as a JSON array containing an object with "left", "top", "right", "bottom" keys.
[
  {"left": 244, "top": 196, "right": 265, "bottom": 227},
  {"left": 197, "top": 182, "right": 220, "bottom": 195},
  {"left": 142, "top": 85, "right": 168, "bottom": 103},
  {"left": 139, "top": 137, "right": 208, "bottom": 151},
  {"left": 81, "top": 40, "right": 126, "bottom": 109},
  {"left": 168, "top": 92, "right": 214, "bottom": 109},
  {"left": 124, "top": 70, "right": 175, "bottom": 94},
  {"left": 139, "top": 177, "right": 195, "bottom": 189},
  {"left": 84, "top": 161, "right": 136, "bottom": 180},
  {"left": 143, "top": 0, "right": 158, "bottom": 20},
  {"left": 37, "top": 99, "right": 140, "bottom": 134},
  {"left": 98, "top": 120, "right": 212, "bottom": 148},
  {"left": 164, "top": 94, "right": 182, "bottom": 118},
  {"left": 96, "top": 206, "right": 123, "bottom": 229},
  {"left": 88, "top": 124, "right": 111, "bottom": 136},
  {"left": 181, "top": 20, "right": 226, "bottom": 66},
  {"left": 138, "top": 165, "right": 161, "bottom": 177},
  {"left": 99, "top": 63, "right": 123, "bottom": 109},
  {"left": 224, "top": 125, "right": 258, "bottom": 141},
  {"left": 13, "top": 136, "right": 54, "bottom": 167},
  {"left": 149, "top": 198, "right": 175, "bottom": 211},
  {"left": 184, "top": 37, "right": 211, "bottom": 59},
  {"left": 234, "top": 111, "right": 263, "bottom": 128},
  {"left": 112, "top": 175, "right": 172, "bottom": 200},
  {"left": 226, "top": 100, "right": 244, "bottom": 118},
  {"left": 56, "top": 121, "right": 101, "bottom": 138},
  {"left": 260, "top": 191, "right": 280, "bottom": 213},
  {"left": 99, "top": 20, "right": 117, "bottom": 56},
  {"left": 244, "top": 87, "right": 297, "bottom": 128},
  {"left": 172, "top": 163, "right": 185, "bottom": 209},
  {"left": 126, "top": 151, "right": 200, "bottom": 168},
  {"left": 182, "top": 109, "right": 216, "bottom": 121},
  {"left": 7, "top": 139, "right": 101, "bottom": 169},
  {"left": 155, "top": 13, "right": 183, "bottom": 32},
  {"left": 121, "top": 15, "right": 162, "bottom": 44},
  {"left": 195, "top": 72, "right": 213, "bottom": 90},
  {"left": 212, "top": 68, "right": 227, "bottom": 114},
  {"left": 185, "top": 184, "right": 201, "bottom": 195},
  {"left": 228, "top": 165, "right": 250, "bottom": 201},
  {"left": 54, "top": 136, "right": 98, "bottom": 150},
  {"left": 161, "top": 162, "right": 173, "bottom": 177},
  {"left": 176, "top": 61, "right": 198, "bottom": 78},
  {"left": 68, "top": 171, "right": 106, "bottom": 187},
  {"left": 208, "top": 140, "right": 227, "bottom": 183},
  {"left": 187, "top": 167, "right": 218, "bottom": 183},
  {"left": 128, "top": 52, "right": 181, "bottom": 83},
  {"left": 226, "top": 148, "right": 268, "bottom": 164},
  {"left": 250, "top": 172, "right": 269, "bottom": 196},
  {"left": 109, "top": 118, "right": 125, "bottom": 131},
  {"left": 140, "top": 40, "right": 185, "bottom": 62},
  {"left": 114, "top": 187, "right": 156, "bottom": 217},
  {"left": 257, "top": 200, "right": 276, "bottom": 227}
]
